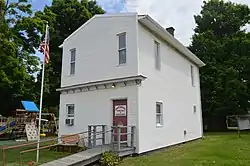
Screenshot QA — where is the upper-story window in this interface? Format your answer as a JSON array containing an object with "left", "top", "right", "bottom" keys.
[
  {"left": 154, "top": 41, "right": 161, "bottom": 70},
  {"left": 156, "top": 102, "right": 163, "bottom": 127},
  {"left": 118, "top": 32, "right": 126, "bottom": 65},
  {"left": 191, "top": 65, "right": 195, "bottom": 87},
  {"left": 70, "top": 49, "right": 76, "bottom": 75}
]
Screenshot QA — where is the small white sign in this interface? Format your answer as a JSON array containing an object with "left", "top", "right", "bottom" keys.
[{"left": 115, "top": 105, "right": 127, "bottom": 116}]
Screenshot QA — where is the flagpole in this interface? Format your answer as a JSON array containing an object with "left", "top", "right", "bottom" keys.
[{"left": 36, "top": 23, "right": 48, "bottom": 163}]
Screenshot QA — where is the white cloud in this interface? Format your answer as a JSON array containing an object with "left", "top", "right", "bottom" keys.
[{"left": 121, "top": 0, "right": 250, "bottom": 46}]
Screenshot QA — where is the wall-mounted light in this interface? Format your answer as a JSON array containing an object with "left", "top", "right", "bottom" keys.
[
  {"left": 111, "top": 83, "right": 116, "bottom": 88},
  {"left": 135, "top": 79, "right": 141, "bottom": 85}
]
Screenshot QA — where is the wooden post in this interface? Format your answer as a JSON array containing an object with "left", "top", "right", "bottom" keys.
[
  {"left": 117, "top": 127, "right": 121, "bottom": 152},
  {"left": 131, "top": 126, "right": 135, "bottom": 148},
  {"left": 2, "top": 146, "right": 6, "bottom": 166},
  {"left": 19, "top": 153, "right": 22, "bottom": 166},
  {"left": 93, "top": 126, "right": 97, "bottom": 147},
  {"left": 237, "top": 116, "right": 241, "bottom": 138},
  {"left": 88, "top": 126, "right": 92, "bottom": 148},
  {"left": 102, "top": 125, "right": 106, "bottom": 145}
]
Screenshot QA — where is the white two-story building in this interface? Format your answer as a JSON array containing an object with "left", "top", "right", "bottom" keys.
[{"left": 57, "top": 13, "right": 205, "bottom": 154}]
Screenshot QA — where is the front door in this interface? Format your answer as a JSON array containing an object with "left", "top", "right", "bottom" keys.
[{"left": 113, "top": 99, "right": 127, "bottom": 142}]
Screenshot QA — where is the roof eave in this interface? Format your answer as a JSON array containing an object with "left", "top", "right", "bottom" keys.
[{"left": 57, "top": 75, "right": 147, "bottom": 92}]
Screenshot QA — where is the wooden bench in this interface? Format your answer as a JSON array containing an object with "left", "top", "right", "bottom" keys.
[
  {"left": 57, "top": 134, "right": 81, "bottom": 153},
  {"left": 61, "top": 134, "right": 80, "bottom": 145}
]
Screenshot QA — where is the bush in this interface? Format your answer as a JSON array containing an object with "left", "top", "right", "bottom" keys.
[{"left": 100, "top": 152, "right": 120, "bottom": 166}]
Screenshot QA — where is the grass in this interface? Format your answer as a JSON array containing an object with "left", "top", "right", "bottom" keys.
[
  {"left": 119, "top": 132, "right": 250, "bottom": 166},
  {"left": 1, "top": 132, "right": 249, "bottom": 165},
  {"left": 0, "top": 139, "right": 70, "bottom": 166}
]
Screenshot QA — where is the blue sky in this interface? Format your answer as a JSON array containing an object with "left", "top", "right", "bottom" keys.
[{"left": 31, "top": 0, "right": 126, "bottom": 13}]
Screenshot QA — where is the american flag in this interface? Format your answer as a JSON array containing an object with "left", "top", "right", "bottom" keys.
[{"left": 40, "top": 24, "right": 50, "bottom": 64}]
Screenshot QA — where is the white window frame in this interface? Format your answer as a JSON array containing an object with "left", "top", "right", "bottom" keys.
[
  {"left": 70, "top": 48, "right": 76, "bottom": 75},
  {"left": 66, "top": 104, "right": 75, "bottom": 118},
  {"left": 154, "top": 40, "right": 161, "bottom": 70},
  {"left": 118, "top": 32, "right": 127, "bottom": 65},
  {"left": 156, "top": 102, "right": 163, "bottom": 127},
  {"left": 191, "top": 65, "right": 195, "bottom": 87}
]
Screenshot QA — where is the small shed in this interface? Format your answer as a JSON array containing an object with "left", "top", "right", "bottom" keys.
[
  {"left": 15, "top": 101, "right": 39, "bottom": 119},
  {"left": 226, "top": 115, "right": 250, "bottom": 130},
  {"left": 21, "top": 101, "right": 39, "bottom": 113}
]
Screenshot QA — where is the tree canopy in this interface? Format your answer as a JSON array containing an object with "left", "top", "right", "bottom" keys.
[
  {"left": 189, "top": 0, "right": 250, "bottom": 129},
  {"left": 0, "top": 0, "right": 105, "bottom": 116},
  {"left": 35, "top": 0, "right": 105, "bottom": 115},
  {"left": 0, "top": 0, "right": 43, "bottom": 116}
]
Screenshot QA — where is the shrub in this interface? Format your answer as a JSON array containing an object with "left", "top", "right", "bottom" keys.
[{"left": 100, "top": 152, "right": 120, "bottom": 166}]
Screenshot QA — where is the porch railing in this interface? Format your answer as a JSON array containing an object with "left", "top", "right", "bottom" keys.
[{"left": 1, "top": 124, "right": 136, "bottom": 166}]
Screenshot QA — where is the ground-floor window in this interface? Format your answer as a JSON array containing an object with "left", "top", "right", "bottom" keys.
[
  {"left": 156, "top": 102, "right": 163, "bottom": 127},
  {"left": 65, "top": 104, "right": 75, "bottom": 126}
]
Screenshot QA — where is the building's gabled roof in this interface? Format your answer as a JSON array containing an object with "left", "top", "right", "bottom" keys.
[
  {"left": 59, "top": 13, "right": 205, "bottom": 67},
  {"left": 58, "top": 13, "right": 137, "bottom": 48},
  {"left": 138, "top": 15, "right": 205, "bottom": 67}
]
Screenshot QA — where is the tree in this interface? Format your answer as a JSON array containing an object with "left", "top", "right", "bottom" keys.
[
  {"left": 35, "top": 0, "right": 105, "bottom": 113},
  {"left": 0, "top": 0, "right": 44, "bottom": 116},
  {"left": 189, "top": 0, "right": 250, "bottom": 130}
]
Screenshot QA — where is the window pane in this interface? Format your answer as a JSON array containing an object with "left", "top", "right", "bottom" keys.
[
  {"left": 193, "top": 105, "right": 196, "bottom": 113},
  {"left": 119, "top": 49, "right": 126, "bottom": 64},
  {"left": 71, "top": 49, "right": 76, "bottom": 62},
  {"left": 155, "top": 41, "right": 159, "bottom": 56},
  {"left": 154, "top": 41, "right": 160, "bottom": 70},
  {"left": 156, "top": 104, "right": 161, "bottom": 114},
  {"left": 191, "top": 65, "right": 194, "bottom": 86},
  {"left": 68, "top": 105, "right": 74, "bottom": 114},
  {"left": 70, "top": 62, "right": 75, "bottom": 75},
  {"left": 119, "top": 33, "right": 126, "bottom": 49},
  {"left": 156, "top": 115, "right": 161, "bottom": 124}
]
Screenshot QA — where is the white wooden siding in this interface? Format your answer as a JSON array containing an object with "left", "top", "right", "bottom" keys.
[{"left": 137, "top": 23, "right": 202, "bottom": 153}]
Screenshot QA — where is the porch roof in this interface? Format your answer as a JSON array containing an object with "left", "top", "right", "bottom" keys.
[{"left": 56, "top": 75, "right": 147, "bottom": 92}]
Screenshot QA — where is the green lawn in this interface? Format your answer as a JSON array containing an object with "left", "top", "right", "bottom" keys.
[
  {"left": 120, "top": 132, "right": 250, "bottom": 166},
  {"left": 0, "top": 139, "right": 70, "bottom": 166}
]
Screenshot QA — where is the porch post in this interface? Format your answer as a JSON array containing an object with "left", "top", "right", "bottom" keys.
[
  {"left": 111, "top": 127, "right": 114, "bottom": 150},
  {"left": 131, "top": 126, "right": 135, "bottom": 148},
  {"left": 88, "top": 125, "right": 92, "bottom": 148},
  {"left": 102, "top": 125, "right": 106, "bottom": 145},
  {"left": 93, "top": 126, "right": 97, "bottom": 147},
  {"left": 117, "top": 127, "right": 121, "bottom": 152}
]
